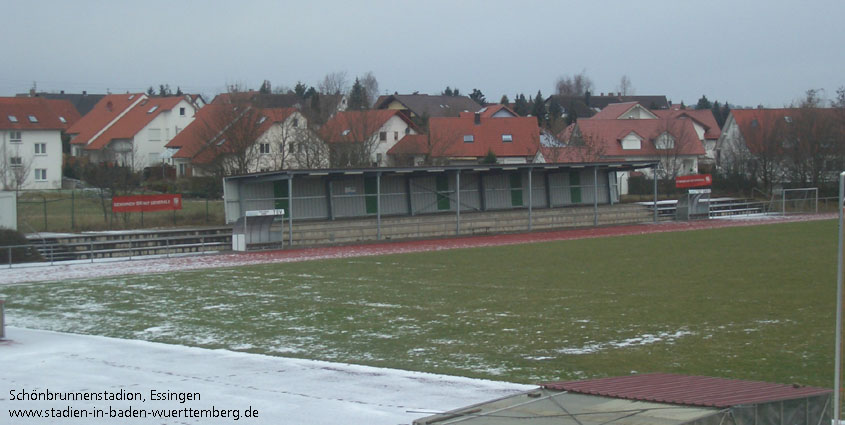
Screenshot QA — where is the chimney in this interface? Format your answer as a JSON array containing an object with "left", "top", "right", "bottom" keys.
[
  {"left": 60, "top": 90, "right": 65, "bottom": 94},
  {"left": 474, "top": 112, "right": 481, "bottom": 125},
  {"left": 600, "top": 92, "right": 604, "bottom": 96},
  {"left": 82, "top": 90, "right": 87, "bottom": 96}
]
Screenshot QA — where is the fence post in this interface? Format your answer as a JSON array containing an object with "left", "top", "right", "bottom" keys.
[
  {"left": 90, "top": 241, "right": 94, "bottom": 263},
  {"left": 7, "top": 247, "right": 11, "bottom": 268},
  {"left": 206, "top": 196, "right": 209, "bottom": 223},
  {"left": 43, "top": 196, "right": 47, "bottom": 231},
  {"left": 0, "top": 299, "right": 5, "bottom": 340},
  {"left": 166, "top": 237, "right": 170, "bottom": 258},
  {"left": 71, "top": 191, "right": 75, "bottom": 230}
]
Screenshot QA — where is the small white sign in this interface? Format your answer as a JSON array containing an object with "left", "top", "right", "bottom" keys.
[
  {"left": 689, "top": 189, "right": 711, "bottom": 194},
  {"left": 245, "top": 209, "right": 285, "bottom": 217}
]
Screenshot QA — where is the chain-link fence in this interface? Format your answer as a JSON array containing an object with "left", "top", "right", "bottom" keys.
[{"left": 16, "top": 190, "right": 226, "bottom": 233}]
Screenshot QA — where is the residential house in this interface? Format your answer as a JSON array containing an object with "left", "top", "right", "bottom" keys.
[
  {"left": 374, "top": 93, "right": 482, "bottom": 120},
  {"left": 547, "top": 93, "right": 670, "bottom": 120},
  {"left": 68, "top": 93, "right": 198, "bottom": 170},
  {"left": 20, "top": 90, "right": 106, "bottom": 116},
  {"left": 165, "top": 104, "right": 314, "bottom": 177},
  {"left": 320, "top": 110, "right": 419, "bottom": 167},
  {"left": 0, "top": 97, "right": 80, "bottom": 190},
  {"left": 552, "top": 102, "right": 707, "bottom": 194},
  {"left": 388, "top": 104, "right": 540, "bottom": 165}
]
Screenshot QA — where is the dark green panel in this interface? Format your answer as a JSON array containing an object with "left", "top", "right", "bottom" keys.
[
  {"left": 364, "top": 176, "right": 378, "bottom": 214},
  {"left": 273, "top": 180, "right": 290, "bottom": 218},
  {"left": 569, "top": 171, "right": 581, "bottom": 204},
  {"left": 436, "top": 174, "right": 450, "bottom": 210},
  {"left": 509, "top": 173, "right": 523, "bottom": 206}
]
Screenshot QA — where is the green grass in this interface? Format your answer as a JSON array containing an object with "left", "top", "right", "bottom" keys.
[{"left": 1, "top": 220, "right": 838, "bottom": 386}]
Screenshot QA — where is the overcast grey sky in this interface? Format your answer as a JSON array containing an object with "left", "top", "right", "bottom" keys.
[{"left": 3, "top": 0, "right": 843, "bottom": 107}]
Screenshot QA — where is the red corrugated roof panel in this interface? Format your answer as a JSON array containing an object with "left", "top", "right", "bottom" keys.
[{"left": 543, "top": 374, "right": 831, "bottom": 408}]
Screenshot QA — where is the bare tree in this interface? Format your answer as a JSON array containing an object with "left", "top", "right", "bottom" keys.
[
  {"left": 359, "top": 71, "right": 379, "bottom": 107},
  {"left": 1, "top": 144, "right": 33, "bottom": 192},
  {"left": 194, "top": 95, "right": 268, "bottom": 177},
  {"left": 546, "top": 125, "right": 606, "bottom": 163},
  {"left": 617, "top": 75, "right": 634, "bottom": 96},
  {"left": 291, "top": 128, "right": 329, "bottom": 169},
  {"left": 654, "top": 118, "right": 697, "bottom": 180},
  {"left": 555, "top": 70, "right": 594, "bottom": 96},
  {"left": 324, "top": 110, "right": 385, "bottom": 168},
  {"left": 783, "top": 89, "right": 841, "bottom": 186},
  {"left": 318, "top": 71, "right": 349, "bottom": 96}
]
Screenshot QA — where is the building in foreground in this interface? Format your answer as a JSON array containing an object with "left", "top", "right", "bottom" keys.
[{"left": 414, "top": 373, "right": 832, "bottom": 425}]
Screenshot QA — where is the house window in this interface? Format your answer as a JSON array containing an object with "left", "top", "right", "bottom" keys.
[
  {"left": 147, "top": 106, "right": 159, "bottom": 114},
  {"left": 10, "top": 131, "right": 21, "bottom": 143},
  {"left": 28, "top": 115, "right": 38, "bottom": 123},
  {"left": 259, "top": 143, "right": 270, "bottom": 154},
  {"left": 34, "top": 143, "right": 46, "bottom": 155},
  {"left": 404, "top": 127, "right": 410, "bottom": 135},
  {"left": 502, "top": 134, "right": 513, "bottom": 143},
  {"left": 655, "top": 133, "right": 675, "bottom": 149},
  {"left": 34, "top": 168, "right": 47, "bottom": 181},
  {"left": 376, "top": 153, "right": 383, "bottom": 164},
  {"left": 379, "top": 131, "right": 387, "bottom": 142},
  {"left": 59, "top": 116, "right": 67, "bottom": 123},
  {"left": 9, "top": 157, "right": 22, "bottom": 167},
  {"left": 288, "top": 143, "right": 294, "bottom": 153},
  {"left": 394, "top": 131, "right": 399, "bottom": 141},
  {"left": 148, "top": 128, "right": 161, "bottom": 141},
  {"left": 178, "top": 163, "right": 186, "bottom": 176},
  {"left": 292, "top": 118, "right": 299, "bottom": 127},
  {"left": 7, "top": 115, "right": 18, "bottom": 123},
  {"left": 179, "top": 107, "right": 186, "bottom": 116},
  {"left": 463, "top": 135, "right": 474, "bottom": 143}
]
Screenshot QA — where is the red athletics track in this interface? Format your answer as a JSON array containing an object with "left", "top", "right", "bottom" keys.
[{"left": 2, "top": 213, "right": 835, "bottom": 285}]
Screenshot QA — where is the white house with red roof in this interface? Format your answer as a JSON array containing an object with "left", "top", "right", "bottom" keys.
[
  {"left": 552, "top": 102, "right": 711, "bottom": 194},
  {"left": 388, "top": 105, "right": 540, "bottom": 165},
  {"left": 0, "top": 97, "right": 80, "bottom": 190},
  {"left": 68, "top": 93, "right": 198, "bottom": 170},
  {"left": 165, "top": 105, "right": 313, "bottom": 177},
  {"left": 320, "top": 110, "right": 419, "bottom": 167}
]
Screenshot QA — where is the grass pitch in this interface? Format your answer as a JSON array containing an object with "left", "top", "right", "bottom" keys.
[{"left": 1, "top": 219, "right": 837, "bottom": 386}]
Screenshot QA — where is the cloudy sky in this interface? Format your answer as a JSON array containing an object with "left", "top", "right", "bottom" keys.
[{"left": 3, "top": 0, "right": 843, "bottom": 107}]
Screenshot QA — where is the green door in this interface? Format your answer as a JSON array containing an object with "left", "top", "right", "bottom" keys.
[
  {"left": 273, "top": 180, "right": 290, "bottom": 218},
  {"left": 510, "top": 173, "right": 523, "bottom": 206},
  {"left": 436, "top": 174, "right": 451, "bottom": 210},
  {"left": 569, "top": 171, "right": 582, "bottom": 203},
  {"left": 364, "top": 176, "right": 378, "bottom": 214}
]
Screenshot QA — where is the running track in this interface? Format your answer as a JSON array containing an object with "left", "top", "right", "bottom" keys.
[{"left": 2, "top": 213, "right": 835, "bottom": 285}]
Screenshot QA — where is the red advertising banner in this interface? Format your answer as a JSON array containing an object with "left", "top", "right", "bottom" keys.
[
  {"left": 675, "top": 174, "right": 713, "bottom": 189},
  {"left": 112, "top": 194, "right": 183, "bottom": 213}
]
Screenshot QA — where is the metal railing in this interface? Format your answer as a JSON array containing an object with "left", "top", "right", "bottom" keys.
[{"left": 3, "top": 233, "right": 230, "bottom": 268}]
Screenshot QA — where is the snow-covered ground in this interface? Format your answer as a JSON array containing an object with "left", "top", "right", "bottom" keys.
[{"left": 1, "top": 327, "right": 533, "bottom": 424}]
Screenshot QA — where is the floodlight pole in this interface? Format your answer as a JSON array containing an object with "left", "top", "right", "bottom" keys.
[{"left": 835, "top": 171, "right": 845, "bottom": 423}]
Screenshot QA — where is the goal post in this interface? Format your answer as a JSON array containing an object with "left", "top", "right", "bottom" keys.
[{"left": 780, "top": 187, "right": 818, "bottom": 215}]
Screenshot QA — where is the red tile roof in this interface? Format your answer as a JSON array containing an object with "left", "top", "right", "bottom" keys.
[
  {"left": 320, "top": 110, "right": 415, "bottom": 143},
  {"left": 0, "top": 97, "right": 79, "bottom": 131},
  {"left": 543, "top": 374, "right": 831, "bottom": 408},
  {"left": 562, "top": 118, "right": 705, "bottom": 159},
  {"left": 170, "top": 106, "right": 297, "bottom": 165},
  {"left": 388, "top": 113, "right": 539, "bottom": 159},
  {"left": 728, "top": 108, "right": 802, "bottom": 154},
  {"left": 68, "top": 93, "right": 145, "bottom": 147},
  {"left": 655, "top": 109, "right": 721, "bottom": 140},
  {"left": 590, "top": 102, "right": 644, "bottom": 120}
]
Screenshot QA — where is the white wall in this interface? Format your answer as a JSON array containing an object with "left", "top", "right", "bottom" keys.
[
  {"left": 373, "top": 116, "right": 417, "bottom": 166},
  {"left": 134, "top": 99, "right": 197, "bottom": 170},
  {"left": 1, "top": 129, "right": 63, "bottom": 190}
]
